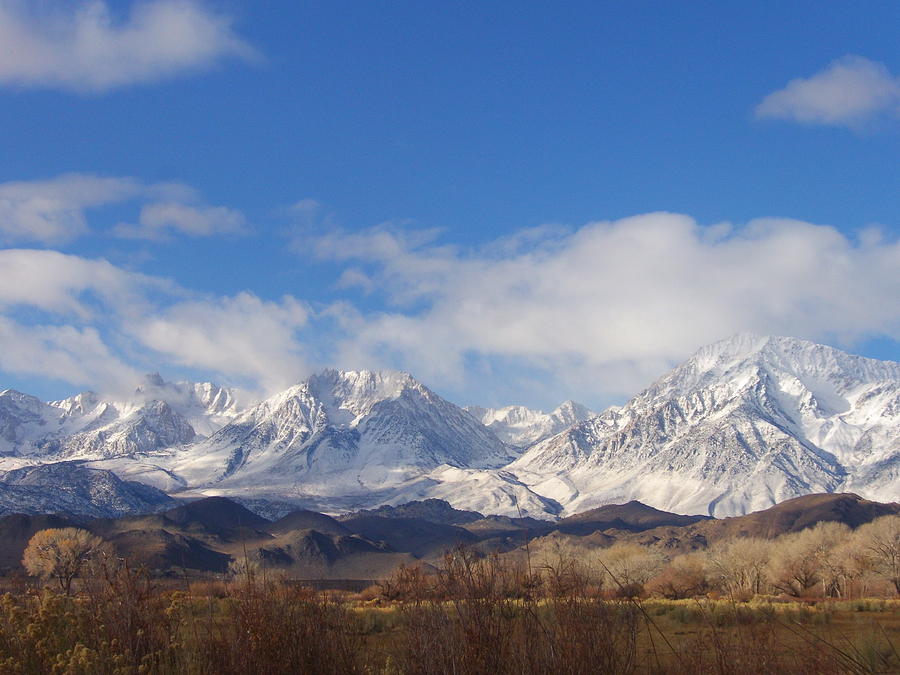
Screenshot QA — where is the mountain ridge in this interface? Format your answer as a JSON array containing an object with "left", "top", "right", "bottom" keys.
[
  {"left": 0, "top": 334, "right": 896, "bottom": 520},
  {"left": 509, "top": 334, "right": 900, "bottom": 516}
]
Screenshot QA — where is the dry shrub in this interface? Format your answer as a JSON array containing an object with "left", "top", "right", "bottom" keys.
[
  {"left": 0, "top": 539, "right": 896, "bottom": 674},
  {"left": 378, "top": 563, "right": 436, "bottom": 602},
  {"left": 647, "top": 552, "right": 711, "bottom": 599},
  {"left": 389, "top": 547, "right": 639, "bottom": 675},
  {"left": 356, "top": 583, "right": 382, "bottom": 602},
  {"left": 197, "top": 571, "right": 364, "bottom": 673}
]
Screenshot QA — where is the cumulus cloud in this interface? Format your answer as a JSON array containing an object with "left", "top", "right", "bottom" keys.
[
  {"left": 0, "top": 318, "right": 140, "bottom": 391},
  {"left": 0, "top": 173, "right": 247, "bottom": 244},
  {"left": 2, "top": 213, "right": 899, "bottom": 407},
  {"left": 0, "top": 249, "right": 312, "bottom": 395},
  {"left": 0, "top": 0, "right": 257, "bottom": 92},
  {"left": 0, "top": 174, "right": 139, "bottom": 244},
  {"left": 114, "top": 202, "right": 248, "bottom": 240},
  {"left": 0, "top": 248, "right": 159, "bottom": 318},
  {"left": 135, "top": 293, "right": 310, "bottom": 392},
  {"left": 313, "top": 214, "right": 900, "bottom": 399},
  {"left": 756, "top": 56, "right": 900, "bottom": 128}
]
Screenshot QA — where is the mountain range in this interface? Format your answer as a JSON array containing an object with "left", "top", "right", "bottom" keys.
[{"left": 0, "top": 334, "right": 897, "bottom": 519}]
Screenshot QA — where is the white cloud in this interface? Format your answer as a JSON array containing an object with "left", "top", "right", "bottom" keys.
[
  {"left": 0, "top": 174, "right": 139, "bottom": 244},
  {"left": 0, "top": 318, "right": 140, "bottom": 391},
  {"left": 0, "top": 249, "right": 311, "bottom": 395},
  {"left": 114, "top": 202, "right": 248, "bottom": 240},
  {"left": 0, "top": 248, "right": 157, "bottom": 318},
  {"left": 0, "top": 173, "right": 248, "bottom": 244},
  {"left": 756, "top": 56, "right": 900, "bottom": 128},
  {"left": 314, "top": 214, "right": 900, "bottom": 399},
  {"left": 0, "top": 0, "right": 257, "bottom": 92},
  {"left": 135, "top": 293, "right": 310, "bottom": 392},
  {"left": 1, "top": 213, "right": 899, "bottom": 407}
]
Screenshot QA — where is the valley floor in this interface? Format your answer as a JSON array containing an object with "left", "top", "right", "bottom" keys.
[{"left": 0, "top": 577, "right": 897, "bottom": 674}]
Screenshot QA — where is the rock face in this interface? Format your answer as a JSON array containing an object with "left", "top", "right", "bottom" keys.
[
  {"left": 510, "top": 334, "right": 900, "bottom": 516},
  {"left": 0, "top": 462, "right": 176, "bottom": 518},
  {"left": 0, "top": 375, "right": 241, "bottom": 460},
  {"left": 465, "top": 401, "right": 595, "bottom": 447},
  {"left": 0, "top": 335, "right": 897, "bottom": 519},
  {"left": 166, "top": 369, "right": 516, "bottom": 496}
]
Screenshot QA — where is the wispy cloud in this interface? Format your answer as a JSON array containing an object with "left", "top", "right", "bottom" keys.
[
  {"left": 1, "top": 213, "right": 899, "bottom": 405},
  {"left": 0, "top": 318, "right": 140, "bottom": 392},
  {"left": 0, "top": 249, "right": 311, "bottom": 395},
  {"left": 0, "top": 173, "right": 248, "bottom": 245},
  {"left": 114, "top": 202, "right": 248, "bottom": 241},
  {"left": 312, "top": 214, "right": 900, "bottom": 399},
  {"left": 0, "top": 175, "right": 140, "bottom": 245},
  {"left": 0, "top": 0, "right": 257, "bottom": 92},
  {"left": 136, "top": 292, "right": 310, "bottom": 392},
  {"left": 755, "top": 56, "right": 900, "bottom": 128}
]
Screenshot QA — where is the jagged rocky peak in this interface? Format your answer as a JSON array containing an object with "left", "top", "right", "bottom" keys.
[
  {"left": 173, "top": 367, "right": 516, "bottom": 493},
  {"left": 307, "top": 368, "right": 425, "bottom": 419},
  {"left": 556, "top": 400, "right": 594, "bottom": 418},
  {"left": 0, "top": 373, "right": 244, "bottom": 461},
  {"left": 0, "top": 390, "right": 54, "bottom": 449},
  {"left": 250, "top": 368, "right": 434, "bottom": 430},
  {"left": 466, "top": 399, "right": 596, "bottom": 447},
  {"left": 133, "top": 373, "right": 240, "bottom": 416},
  {"left": 669, "top": 333, "right": 900, "bottom": 389},
  {"left": 49, "top": 391, "right": 101, "bottom": 417},
  {"left": 192, "top": 381, "right": 238, "bottom": 414},
  {"left": 512, "top": 334, "right": 900, "bottom": 518},
  {"left": 0, "top": 389, "right": 44, "bottom": 407},
  {"left": 141, "top": 372, "right": 166, "bottom": 389},
  {"left": 0, "top": 390, "right": 48, "bottom": 421}
]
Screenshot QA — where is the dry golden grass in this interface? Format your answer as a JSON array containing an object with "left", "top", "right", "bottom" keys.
[{"left": 0, "top": 548, "right": 897, "bottom": 673}]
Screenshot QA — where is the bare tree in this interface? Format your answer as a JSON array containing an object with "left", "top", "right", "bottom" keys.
[
  {"left": 708, "top": 537, "right": 771, "bottom": 598},
  {"left": 595, "top": 543, "right": 663, "bottom": 596},
  {"left": 22, "top": 527, "right": 105, "bottom": 595},
  {"left": 648, "top": 551, "right": 710, "bottom": 599},
  {"left": 857, "top": 515, "right": 900, "bottom": 595},
  {"left": 768, "top": 522, "right": 849, "bottom": 598}
]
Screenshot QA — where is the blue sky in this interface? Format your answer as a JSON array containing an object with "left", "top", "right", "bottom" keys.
[{"left": 0, "top": 0, "right": 897, "bottom": 410}]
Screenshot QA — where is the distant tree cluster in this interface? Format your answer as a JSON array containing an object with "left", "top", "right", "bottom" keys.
[{"left": 536, "top": 515, "right": 900, "bottom": 600}]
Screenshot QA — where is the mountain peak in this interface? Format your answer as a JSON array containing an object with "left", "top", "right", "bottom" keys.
[
  {"left": 514, "top": 334, "right": 900, "bottom": 517},
  {"left": 304, "top": 368, "right": 424, "bottom": 420},
  {"left": 656, "top": 334, "right": 900, "bottom": 404},
  {"left": 689, "top": 334, "right": 900, "bottom": 372},
  {"left": 466, "top": 399, "right": 595, "bottom": 447},
  {"left": 310, "top": 368, "right": 418, "bottom": 391},
  {"left": 143, "top": 372, "right": 166, "bottom": 388}
]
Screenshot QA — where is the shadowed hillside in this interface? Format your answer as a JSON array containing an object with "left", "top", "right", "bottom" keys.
[{"left": 1, "top": 493, "right": 897, "bottom": 579}]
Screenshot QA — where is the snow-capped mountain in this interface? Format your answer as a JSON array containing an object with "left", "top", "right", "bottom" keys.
[
  {"left": 465, "top": 401, "right": 595, "bottom": 447},
  {"left": 509, "top": 334, "right": 900, "bottom": 517},
  {"left": 166, "top": 369, "right": 516, "bottom": 497},
  {"left": 0, "top": 374, "right": 241, "bottom": 460},
  {"left": 0, "top": 461, "right": 175, "bottom": 518},
  {"left": 0, "top": 335, "right": 897, "bottom": 520}
]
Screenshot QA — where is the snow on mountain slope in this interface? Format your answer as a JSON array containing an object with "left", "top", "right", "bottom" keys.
[
  {"left": 0, "top": 461, "right": 176, "bottom": 518},
  {"left": 465, "top": 400, "right": 595, "bottom": 447},
  {"left": 0, "top": 337, "right": 896, "bottom": 520},
  {"left": 0, "top": 375, "right": 241, "bottom": 461},
  {"left": 509, "top": 335, "right": 900, "bottom": 517},
  {"left": 167, "top": 369, "right": 516, "bottom": 496},
  {"left": 0, "top": 390, "right": 60, "bottom": 455}
]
